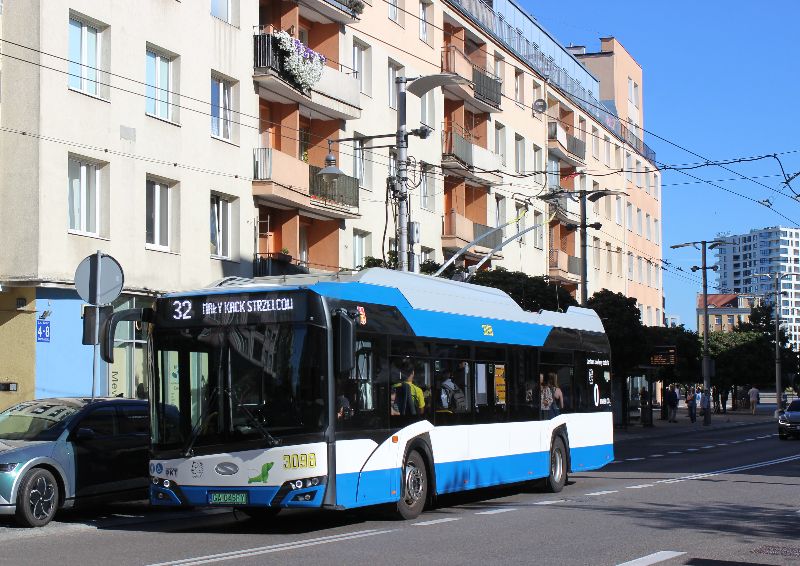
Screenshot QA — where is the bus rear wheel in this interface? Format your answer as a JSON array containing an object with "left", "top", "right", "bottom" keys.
[
  {"left": 396, "top": 450, "right": 427, "bottom": 520},
  {"left": 545, "top": 437, "right": 567, "bottom": 493}
]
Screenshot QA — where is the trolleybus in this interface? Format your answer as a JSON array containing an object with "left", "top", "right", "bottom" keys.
[{"left": 101, "top": 268, "right": 613, "bottom": 519}]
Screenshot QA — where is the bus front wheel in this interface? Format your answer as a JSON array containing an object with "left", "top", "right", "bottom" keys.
[
  {"left": 545, "top": 437, "right": 567, "bottom": 493},
  {"left": 396, "top": 450, "right": 427, "bottom": 520}
]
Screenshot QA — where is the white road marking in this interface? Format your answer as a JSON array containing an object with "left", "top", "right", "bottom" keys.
[
  {"left": 609, "top": 460, "right": 623, "bottom": 464},
  {"left": 667, "top": 451, "right": 682, "bottom": 454},
  {"left": 658, "top": 454, "right": 800, "bottom": 485},
  {"left": 701, "top": 445, "right": 714, "bottom": 449},
  {"left": 730, "top": 440, "right": 741, "bottom": 444},
  {"left": 686, "top": 448, "right": 699, "bottom": 451},
  {"left": 146, "top": 529, "right": 396, "bottom": 566},
  {"left": 626, "top": 484, "right": 654, "bottom": 489},
  {"left": 626, "top": 457, "right": 645, "bottom": 461},
  {"left": 585, "top": 490, "right": 618, "bottom": 496},
  {"left": 649, "top": 454, "right": 664, "bottom": 458},
  {"left": 413, "top": 517, "right": 461, "bottom": 526},
  {"left": 616, "top": 550, "right": 686, "bottom": 566},
  {"left": 534, "top": 499, "right": 565, "bottom": 505},
  {"left": 743, "top": 438, "right": 755, "bottom": 441},
  {"left": 475, "top": 508, "right": 517, "bottom": 515},
  {"left": 757, "top": 435, "right": 771, "bottom": 439},
  {"left": 716, "top": 443, "right": 728, "bottom": 446}
]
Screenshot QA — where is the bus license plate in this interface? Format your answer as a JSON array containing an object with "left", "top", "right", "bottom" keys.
[{"left": 208, "top": 491, "right": 248, "bottom": 505}]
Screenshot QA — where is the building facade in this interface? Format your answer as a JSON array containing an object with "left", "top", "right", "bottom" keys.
[
  {"left": 716, "top": 226, "right": 800, "bottom": 350},
  {"left": 0, "top": 0, "right": 662, "bottom": 409},
  {"left": 696, "top": 293, "right": 759, "bottom": 336}
]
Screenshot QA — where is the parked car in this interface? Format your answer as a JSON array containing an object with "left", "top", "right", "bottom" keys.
[
  {"left": 0, "top": 397, "right": 149, "bottom": 527},
  {"left": 778, "top": 399, "right": 800, "bottom": 440}
]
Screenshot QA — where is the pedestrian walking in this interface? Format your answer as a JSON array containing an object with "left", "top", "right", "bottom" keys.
[
  {"left": 686, "top": 387, "right": 697, "bottom": 423},
  {"left": 701, "top": 389, "right": 711, "bottom": 425},
  {"left": 712, "top": 386, "right": 721, "bottom": 414},
  {"left": 747, "top": 385, "right": 760, "bottom": 415},
  {"left": 667, "top": 384, "right": 678, "bottom": 423},
  {"left": 721, "top": 387, "right": 729, "bottom": 414}
]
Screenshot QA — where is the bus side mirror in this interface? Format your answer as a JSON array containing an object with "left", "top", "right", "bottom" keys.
[
  {"left": 100, "top": 308, "right": 155, "bottom": 364},
  {"left": 334, "top": 310, "right": 355, "bottom": 375}
]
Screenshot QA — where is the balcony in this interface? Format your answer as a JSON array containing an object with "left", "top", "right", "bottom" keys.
[
  {"left": 547, "top": 122, "right": 585, "bottom": 167},
  {"left": 548, "top": 249, "right": 581, "bottom": 284},
  {"left": 441, "top": 128, "right": 502, "bottom": 185},
  {"left": 440, "top": 45, "right": 501, "bottom": 113},
  {"left": 298, "top": 0, "right": 361, "bottom": 25},
  {"left": 442, "top": 210, "right": 503, "bottom": 259},
  {"left": 254, "top": 252, "right": 344, "bottom": 277},
  {"left": 253, "top": 31, "right": 361, "bottom": 120},
  {"left": 253, "top": 148, "right": 359, "bottom": 219}
]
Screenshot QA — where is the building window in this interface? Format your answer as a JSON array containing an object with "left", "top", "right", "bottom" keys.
[
  {"left": 514, "top": 135, "right": 525, "bottom": 174},
  {"left": 211, "top": 0, "right": 231, "bottom": 22},
  {"left": 68, "top": 157, "right": 100, "bottom": 235},
  {"left": 515, "top": 203, "right": 526, "bottom": 244},
  {"left": 420, "top": 90, "right": 434, "bottom": 127},
  {"left": 353, "top": 229, "right": 371, "bottom": 267},
  {"left": 628, "top": 252, "right": 634, "bottom": 279},
  {"left": 593, "top": 237, "right": 601, "bottom": 269},
  {"left": 68, "top": 16, "right": 103, "bottom": 97},
  {"left": 210, "top": 195, "right": 230, "bottom": 258},
  {"left": 420, "top": 164, "right": 434, "bottom": 211},
  {"left": 533, "top": 210, "right": 544, "bottom": 249},
  {"left": 388, "top": 0, "right": 399, "bottom": 22},
  {"left": 626, "top": 203, "right": 633, "bottom": 231},
  {"left": 145, "top": 49, "right": 175, "bottom": 122},
  {"left": 353, "top": 136, "right": 365, "bottom": 186},
  {"left": 645, "top": 167, "right": 651, "bottom": 193},
  {"left": 637, "top": 256, "right": 643, "bottom": 283},
  {"left": 616, "top": 247, "right": 622, "bottom": 276},
  {"left": 635, "top": 160, "right": 643, "bottom": 187},
  {"left": 533, "top": 143, "right": 544, "bottom": 186},
  {"left": 514, "top": 69, "right": 524, "bottom": 104},
  {"left": 352, "top": 40, "right": 371, "bottom": 95},
  {"left": 625, "top": 153, "right": 632, "bottom": 182},
  {"left": 654, "top": 219, "right": 660, "bottom": 244},
  {"left": 606, "top": 243, "right": 612, "bottom": 274},
  {"left": 421, "top": 246, "right": 435, "bottom": 264},
  {"left": 591, "top": 127, "right": 599, "bottom": 159},
  {"left": 388, "top": 61, "right": 403, "bottom": 109},
  {"left": 419, "top": 1, "right": 431, "bottom": 43},
  {"left": 547, "top": 157, "right": 560, "bottom": 190},
  {"left": 645, "top": 213, "right": 651, "bottom": 240},
  {"left": 636, "top": 208, "right": 642, "bottom": 235},
  {"left": 495, "top": 195, "right": 506, "bottom": 236},
  {"left": 146, "top": 180, "right": 170, "bottom": 249},
  {"left": 646, "top": 261, "right": 652, "bottom": 286},
  {"left": 494, "top": 123, "right": 506, "bottom": 166},
  {"left": 603, "top": 136, "right": 611, "bottom": 166},
  {"left": 211, "top": 75, "right": 233, "bottom": 140},
  {"left": 615, "top": 196, "right": 622, "bottom": 225}
]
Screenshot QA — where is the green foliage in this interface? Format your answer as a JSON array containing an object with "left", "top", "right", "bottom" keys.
[
  {"left": 644, "top": 324, "right": 701, "bottom": 385},
  {"left": 469, "top": 268, "right": 577, "bottom": 313},
  {"left": 708, "top": 330, "right": 772, "bottom": 388},
  {"left": 347, "top": 0, "right": 365, "bottom": 15},
  {"left": 586, "top": 289, "right": 646, "bottom": 377}
]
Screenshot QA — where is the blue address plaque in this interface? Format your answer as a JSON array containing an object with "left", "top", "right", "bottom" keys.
[{"left": 36, "top": 320, "right": 51, "bottom": 343}]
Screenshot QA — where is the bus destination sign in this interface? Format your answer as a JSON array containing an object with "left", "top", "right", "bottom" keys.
[{"left": 157, "top": 291, "right": 315, "bottom": 327}]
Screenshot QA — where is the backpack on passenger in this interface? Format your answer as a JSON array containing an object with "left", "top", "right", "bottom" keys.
[{"left": 442, "top": 381, "right": 467, "bottom": 412}]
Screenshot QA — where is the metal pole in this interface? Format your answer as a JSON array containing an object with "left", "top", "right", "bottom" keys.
[
  {"left": 396, "top": 77, "right": 409, "bottom": 272},
  {"left": 701, "top": 241, "right": 711, "bottom": 396},
  {"left": 91, "top": 250, "right": 103, "bottom": 400},
  {"left": 579, "top": 191, "right": 588, "bottom": 306},
  {"left": 775, "top": 275, "right": 782, "bottom": 415}
]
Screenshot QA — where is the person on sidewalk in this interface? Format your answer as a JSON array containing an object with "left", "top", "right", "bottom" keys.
[
  {"left": 721, "top": 387, "right": 729, "bottom": 414},
  {"left": 748, "top": 385, "right": 760, "bottom": 415},
  {"left": 667, "top": 384, "right": 678, "bottom": 423},
  {"left": 686, "top": 387, "right": 697, "bottom": 423},
  {"left": 701, "top": 388, "right": 711, "bottom": 425}
]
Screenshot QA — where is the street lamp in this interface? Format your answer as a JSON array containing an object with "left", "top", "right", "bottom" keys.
[
  {"left": 671, "top": 239, "right": 730, "bottom": 415},
  {"left": 756, "top": 271, "right": 796, "bottom": 416},
  {"left": 318, "top": 73, "right": 466, "bottom": 272},
  {"left": 541, "top": 188, "right": 627, "bottom": 306}
]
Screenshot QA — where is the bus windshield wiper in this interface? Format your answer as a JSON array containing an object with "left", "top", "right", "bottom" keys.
[
  {"left": 229, "top": 388, "right": 281, "bottom": 448},
  {"left": 181, "top": 386, "right": 218, "bottom": 458}
]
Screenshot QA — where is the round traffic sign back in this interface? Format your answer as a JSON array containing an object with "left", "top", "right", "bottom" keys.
[{"left": 74, "top": 253, "right": 124, "bottom": 305}]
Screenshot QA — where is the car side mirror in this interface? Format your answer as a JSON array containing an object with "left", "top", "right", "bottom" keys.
[{"left": 75, "top": 427, "right": 96, "bottom": 441}]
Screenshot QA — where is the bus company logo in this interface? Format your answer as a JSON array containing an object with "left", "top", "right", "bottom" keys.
[
  {"left": 356, "top": 306, "right": 367, "bottom": 325},
  {"left": 481, "top": 324, "right": 494, "bottom": 337},
  {"left": 215, "top": 462, "right": 239, "bottom": 476}
]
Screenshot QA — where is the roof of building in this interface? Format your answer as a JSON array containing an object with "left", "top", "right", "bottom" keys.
[{"left": 697, "top": 294, "right": 741, "bottom": 309}]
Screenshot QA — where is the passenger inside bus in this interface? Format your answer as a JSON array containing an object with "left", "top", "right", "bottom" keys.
[{"left": 393, "top": 360, "right": 425, "bottom": 415}]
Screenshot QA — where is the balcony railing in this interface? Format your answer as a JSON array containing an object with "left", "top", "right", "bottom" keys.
[
  {"left": 253, "top": 31, "right": 308, "bottom": 94},
  {"left": 473, "top": 222, "right": 503, "bottom": 250},
  {"left": 547, "top": 122, "right": 586, "bottom": 161},
  {"left": 442, "top": 128, "right": 473, "bottom": 164},
  {"left": 441, "top": 45, "right": 501, "bottom": 108},
  {"left": 309, "top": 165, "right": 359, "bottom": 208},
  {"left": 549, "top": 249, "right": 582, "bottom": 276},
  {"left": 443, "top": 211, "right": 503, "bottom": 250}
]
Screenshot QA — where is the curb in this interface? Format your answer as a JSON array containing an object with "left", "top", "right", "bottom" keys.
[{"left": 613, "top": 417, "right": 775, "bottom": 443}]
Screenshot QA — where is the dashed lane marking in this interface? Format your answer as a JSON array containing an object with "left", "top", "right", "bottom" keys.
[
  {"left": 716, "top": 443, "right": 728, "bottom": 446},
  {"left": 626, "top": 457, "right": 645, "bottom": 461},
  {"left": 534, "top": 500, "right": 565, "bottom": 505},
  {"left": 413, "top": 518, "right": 461, "bottom": 526},
  {"left": 756, "top": 435, "right": 772, "bottom": 439},
  {"left": 686, "top": 448, "right": 699, "bottom": 451},
  {"left": 616, "top": 551, "right": 686, "bottom": 566},
  {"left": 585, "top": 490, "right": 618, "bottom": 496},
  {"left": 649, "top": 454, "right": 664, "bottom": 458},
  {"left": 701, "top": 445, "right": 714, "bottom": 449},
  {"left": 626, "top": 484, "right": 654, "bottom": 489},
  {"left": 475, "top": 508, "right": 517, "bottom": 515},
  {"left": 667, "top": 451, "right": 682, "bottom": 454}
]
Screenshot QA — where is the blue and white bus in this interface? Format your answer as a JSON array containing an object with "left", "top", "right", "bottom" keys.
[{"left": 102, "top": 268, "right": 613, "bottom": 519}]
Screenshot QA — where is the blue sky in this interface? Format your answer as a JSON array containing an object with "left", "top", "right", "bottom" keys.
[{"left": 521, "top": 0, "right": 800, "bottom": 330}]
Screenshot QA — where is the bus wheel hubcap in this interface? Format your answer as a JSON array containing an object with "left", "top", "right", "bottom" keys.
[
  {"left": 552, "top": 450, "right": 563, "bottom": 482},
  {"left": 404, "top": 462, "right": 424, "bottom": 504}
]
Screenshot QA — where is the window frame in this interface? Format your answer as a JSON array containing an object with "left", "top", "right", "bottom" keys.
[
  {"left": 146, "top": 179, "right": 171, "bottom": 251},
  {"left": 146, "top": 49, "right": 174, "bottom": 122},
  {"left": 68, "top": 16, "right": 102, "bottom": 98},
  {"left": 210, "top": 194, "right": 231, "bottom": 259},
  {"left": 211, "top": 75, "right": 233, "bottom": 141},
  {"left": 68, "top": 157, "right": 101, "bottom": 236}
]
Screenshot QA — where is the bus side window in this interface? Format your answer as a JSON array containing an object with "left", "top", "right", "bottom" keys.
[{"left": 336, "top": 336, "right": 389, "bottom": 431}]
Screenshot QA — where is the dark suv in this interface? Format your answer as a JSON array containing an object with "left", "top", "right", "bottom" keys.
[{"left": 778, "top": 400, "right": 800, "bottom": 440}]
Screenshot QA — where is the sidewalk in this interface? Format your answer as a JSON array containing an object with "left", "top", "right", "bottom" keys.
[{"left": 614, "top": 404, "right": 776, "bottom": 443}]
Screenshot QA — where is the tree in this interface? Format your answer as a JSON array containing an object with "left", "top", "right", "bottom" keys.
[
  {"left": 644, "top": 324, "right": 701, "bottom": 386},
  {"left": 470, "top": 268, "right": 577, "bottom": 313},
  {"left": 586, "top": 290, "right": 647, "bottom": 378},
  {"left": 708, "top": 330, "right": 772, "bottom": 390}
]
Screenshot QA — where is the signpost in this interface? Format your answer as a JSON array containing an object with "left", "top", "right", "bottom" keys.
[
  {"left": 649, "top": 346, "right": 677, "bottom": 366},
  {"left": 75, "top": 251, "right": 124, "bottom": 399}
]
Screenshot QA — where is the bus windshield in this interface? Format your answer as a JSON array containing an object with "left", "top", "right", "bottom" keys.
[{"left": 151, "top": 323, "right": 328, "bottom": 457}]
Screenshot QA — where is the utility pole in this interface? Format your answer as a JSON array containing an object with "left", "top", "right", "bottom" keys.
[
  {"left": 396, "top": 77, "right": 409, "bottom": 271},
  {"left": 759, "top": 272, "right": 793, "bottom": 416},
  {"left": 579, "top": 191, "right": 589, "bottom": 306}
]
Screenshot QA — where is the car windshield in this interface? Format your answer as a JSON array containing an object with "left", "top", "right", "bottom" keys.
[
  {"left": 0, "top": 400, "right": 84, "bottom": 441},
  {"left": 788, "top": 400, "right": 800, "bottom": 412}
]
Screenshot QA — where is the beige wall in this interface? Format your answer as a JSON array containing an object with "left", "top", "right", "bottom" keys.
[{"left": 0, "top": 288, "right": 36, "bottom": 411}]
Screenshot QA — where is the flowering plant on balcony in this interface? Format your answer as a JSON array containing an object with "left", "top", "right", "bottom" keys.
[{"left": 275, "top": 30, "right": 326, "bottom": 91}]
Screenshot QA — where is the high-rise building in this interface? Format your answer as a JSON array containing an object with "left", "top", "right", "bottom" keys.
[
  {"left": 716, "top": 226, "right": 800, "bottom": 349},
  {"left": 0, "top": 0, "right": 661, "bottom": 409}
]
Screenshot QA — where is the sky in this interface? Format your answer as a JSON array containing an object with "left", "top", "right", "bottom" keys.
[{"left": 519, "top": 0, "right": 800, "bottom": 330}]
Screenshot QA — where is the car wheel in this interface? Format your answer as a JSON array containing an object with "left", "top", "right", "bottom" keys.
[
  {"left": 545, "top": 437, "right": 567, "bottom": 493},
  {"left": 395, "top": 449, "right": 427, "bottom": 520},
  {"left": 15, "top": 468, "right": 59, "bottom": 528}
]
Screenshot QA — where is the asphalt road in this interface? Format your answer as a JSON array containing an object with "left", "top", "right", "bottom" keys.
[{"left": 1, "top": 421, "right": 798, "bottom": 566}]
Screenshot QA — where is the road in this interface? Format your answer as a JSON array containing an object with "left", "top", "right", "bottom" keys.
[{"left": 1, "top": 421, "right": 797, "bottom": 566}]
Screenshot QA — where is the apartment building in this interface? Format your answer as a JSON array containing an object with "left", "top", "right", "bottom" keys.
[
  {"left": 0, "top": 0, "right": 662, "bottom": 408},
  {"left": 696, "top": 294, "right": 759, "bottom": 336},
  {"left": 717, "top": 226, "right": 800, "bottom": 349}
]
